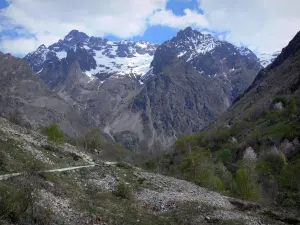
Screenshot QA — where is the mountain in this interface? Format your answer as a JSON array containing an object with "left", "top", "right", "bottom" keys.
[
  {"left": 23, "top": 27, "right": 262, "bottom": 149},
  {"left": 210, "top": 31, "right": 300, "bottom": 129},
  {"left": 108, "top": 27, "right": 262, "bottom": 147},
  {"left": 0, "top": 116, "right": 294, "bottom": 225},
  {"left": 0, "top": 51, "right": 88, "bottom": 136},
  {"left": 24, "top": 30, "right": 158, "bottom": 86},
  {"left": 258, "top": 51, "right": 281, "bottom": 67},
  {"left": 158, "top": 30, "right": 300, "bottom": 210}
]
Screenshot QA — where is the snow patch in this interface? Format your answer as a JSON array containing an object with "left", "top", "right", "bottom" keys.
[{"left": 56, "top": 51, "right": 67, "bottom": 59}]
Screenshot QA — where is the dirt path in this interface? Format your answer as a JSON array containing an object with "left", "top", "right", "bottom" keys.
[{"left": 0, "top": 164, "right": 101, "bottom": 181}]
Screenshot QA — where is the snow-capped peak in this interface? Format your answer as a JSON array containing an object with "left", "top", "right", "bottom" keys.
[
  {"left": 24, "top": 30, "right": 159, "bottom": 80},
  {"left": 258, "top": 51, "right": 281, "bottom": 67},
  {"left": 64, "top": 30, "right": 89, "bottom": 42},
  {"left": 170, "top": 27, "right": 222, "bottom": 60},
  {"left": 37, "top": 44, "right": 47, "bottom": 51},
  {"left": 235, "top": 46, "right": 258, "bottom": 61}
]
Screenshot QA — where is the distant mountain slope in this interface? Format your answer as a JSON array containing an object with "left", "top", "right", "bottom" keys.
[
  {"left": 0, "top": 52, "right": 87, "bottom": 136},
  {"left": 24, "top": 30, "right": 158, "bottom": 86},
  {"left": 209, "top": 30, "right": 300, "bottom": 129},
  {"left": 107, "top": 27, "right": 262, "bottom": 148},
  {"left": 163, "top": 30, "right": 300, "bottom": 209},
  {"left": 22, "top": 27, "right": 262, "bottom": 149},
  {"left": 258, "top": 51, "right": 281, "bottom": 68}
]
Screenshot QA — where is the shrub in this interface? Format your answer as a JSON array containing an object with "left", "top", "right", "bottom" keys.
[
  {"left": 285, "top": 99, "right": 297, "bottom": 117},
  {"left": 257, "top": 152, "right": 286, "bottom": 178},
  {"left": 215, "top": 149, "right": 232, "bottom": 169},
  {"left": 235, "top": 168, "right": 259, "bottom": 200},
  {"left": 235, "top": 159, "right": 260, "bottom": 200},
  {"left": 279, "top": 158, "right": 300, "bottom": 191},
  {"left": 272, "top": 96, "right": 288, "bottom": 107},
  {"left": 83, "top": 129, "right": 105, "bottom": 150},
  {"left": 0, "top": 182, "right": 35, "bottom": 223},
  {"left": 116, "top": 162, "right": 132, "bottom": 170},
  {"left": 47, "top": 124, "right": 64, "bottom": 144},
  {"left": 114, "top": 182, "right": 132, "bottom": 199}
]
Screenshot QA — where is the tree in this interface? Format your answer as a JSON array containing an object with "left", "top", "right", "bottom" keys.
[
  {"left": 235, "top": 159, "right": 260, "bottom": 200},
  {"left": 47, "top": 124, "right": 64, "bottom": 144},
  {"left": 83, "top": 129, "right": 105, "bottom": 150},
  {"left": 215, "top": 149, "right": 232, "bottom": 169}
]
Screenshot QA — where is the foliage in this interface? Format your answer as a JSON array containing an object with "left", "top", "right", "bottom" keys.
[
  {"left": 143, "top": 159, "right": 157, "bottom": 170},
  {"left": 46, "top": 124, "right": 64, "bottom": 144},
  {"left": 272, "top": 95, "right": 288, "bottom": 107},
  {"left": 114, "top": 182, "right": 132, "bottom": 199},
  {"left": 83, "top": 129, "right": 105, "bottom": 150},
  {"left": 235, "top": 167, "right": 259, "bottom": 200},
  {"left": 257, "top": 152, "right": 286, "bottom": 178},
  {"left": 214, "top": 149, "right": 232, "bottom": 169}
]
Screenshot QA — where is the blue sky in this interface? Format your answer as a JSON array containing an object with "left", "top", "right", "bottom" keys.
[
  {"left": 0, "top": 0, "right": 210, "bottom": 47},
  {"left": 0, "top": 0, "right": 300, "bottom": 56}
]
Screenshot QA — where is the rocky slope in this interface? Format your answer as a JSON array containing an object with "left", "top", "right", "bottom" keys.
[
  {"left": 209, "top": 30, "right": 300, "bottom": 129},
  {"left": 23, "top": 27, "right": 262, "bottom": 149},
  {"left": 24, "top": 30, "right": 158, "bottom": 85},
  {"left": 153, "top": 30, "right": 300, "bottom": 219},
  {"left": 259, "top": 51, "right": 281, "bottom": 68},
  {"left": 0, "top": 51, "right": 88, "bottom": 136},
  {"left": 107, "top": 27, "right": 262, "bottom": 147},
  {"left": 0, "top": 117, "right": 296, "bottom": 225}
]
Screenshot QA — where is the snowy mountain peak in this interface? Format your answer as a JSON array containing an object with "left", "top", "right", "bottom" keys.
[
  {"left": 168, "top": 27, "right": 222, "bottom": 60},
  {"left": 37, "top": 44, "right": 47, "bottom": 51},
  {"left": 24, "top": 30, "right": 159, "bottom": 80},
  {"left": 235, "top": 46, "right": 258, "bottom": 61},
  {"left": 64, "top": 30, "right": 89, "bottom": 42},
  {"left": 259, "top": 51, "right": 281, "bottom": 67},
  {"left": 151, "top": 27, "right": 261, "bottom": 76}
]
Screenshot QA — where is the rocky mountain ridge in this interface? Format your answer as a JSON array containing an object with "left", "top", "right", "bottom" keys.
[
  {"left": 0, "top": 51, "right": 88, "bottom": 136},
  {"left": 24, "top": 30, "right": 158, "bottom": 84},
  {"left": 21, "top": 27, "right": 262, "bottom": 149},
  {"left": 258, "top": 51, "right": 281, "bottom": 68}
]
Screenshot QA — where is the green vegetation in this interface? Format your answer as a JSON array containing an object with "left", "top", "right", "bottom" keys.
[
  {"left": 147, "top": 95, "right": 300, "bottom": 207},
  {"left": 46, "top": 124, "right": 64, "bottom": 144},
  {"left": 236, "top": 160, "right": 260, "bottom": 200},
  {"left": 0, "top": 176, "right": 52, "bottom": 225},
  {"left": 0, "top": 138, "right": 48, "bottom": 174},
  {"left": 114, "top": 182, "right": 133, "bottom": 199}
]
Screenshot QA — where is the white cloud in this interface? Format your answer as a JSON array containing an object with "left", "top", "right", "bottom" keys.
[
  {"left": 1, "top": 0, "right": 298, "bottom": 56},
  {"left": 149, "top": 9, "right": 208, "bottom": 29},
  {"left": 0, "top": 35, "right": 61, "bottom": 56},
  {"left": 1, "top": 0, "right": 167, "bottom": 38},
  {"left": 198, "top": 0, "right": 300, "bottom": 53},
  {"left": 0, "top": 0, "right": 168, "bottom": 55}
]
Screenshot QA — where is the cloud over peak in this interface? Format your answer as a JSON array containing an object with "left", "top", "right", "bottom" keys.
[{"left": 0, "top": 0, "right": 300, "bottom": 56}]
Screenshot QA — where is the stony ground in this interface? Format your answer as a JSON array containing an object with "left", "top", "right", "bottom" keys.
[{"left": 0, "top": 118, "right": 298, "bottom": 225}]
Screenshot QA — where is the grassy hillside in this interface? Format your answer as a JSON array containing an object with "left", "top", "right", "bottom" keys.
[{"left": 145, "top": 31, "right": 300, "bottom": 211}]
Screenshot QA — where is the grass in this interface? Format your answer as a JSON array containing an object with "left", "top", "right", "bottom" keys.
[{"left": 0, "top": 138, "right": 49, "bottom": 174}]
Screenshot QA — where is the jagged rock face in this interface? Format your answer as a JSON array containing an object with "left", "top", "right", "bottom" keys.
[
  {"left": 107, "top": 27, "right": 261, "bottom": 147},
  {"left": 208, "top": 30, "right": 300, "bottom": 131},
  {"left": 259, "top": 51, "right": 281, "bottom": 68},
  {"left": 0, "top": 52, "right": 87, "bottom": 136},
  {"left": 24, "top": 30, "right": 158, "bottom": 84},
  {"left": 23, "top": 28, "right": 262, "bottom": 149},
  {"left": 151, "top": 27, "right": 262, "bottom": 100}
]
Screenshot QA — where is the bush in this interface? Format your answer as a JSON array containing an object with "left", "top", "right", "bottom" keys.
[
  {"left": 235, "top": 160, "right": 260, "bottom": 201},
  {"left": 114, "top": 182, "right": 132, "bottom": 199},
  {"left": 47, "top": 124, "right": 64, "bottom": 144},
  {"left": 0, "top": 182, "right": 35, "bottom": 223},
  {"left": 279, "top": 158, "right": 300, "bottom": 191},
  {"left": 215, "top": 149, "right": 232, "bottom": 169},
  {"left": 272, "top": 96, "right": 288, "bottom": 107},
  {"left": 257, "top": 152, "right": 286, "bottom": 178},
  {"left": 236, "top": 168, "right": 259, "bottom": 200}
]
